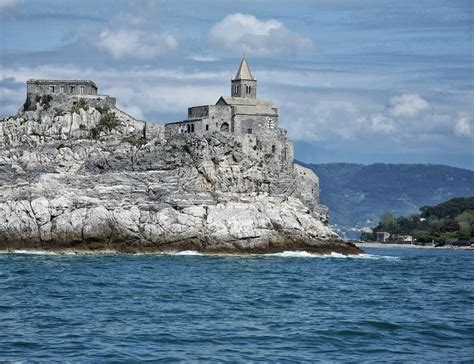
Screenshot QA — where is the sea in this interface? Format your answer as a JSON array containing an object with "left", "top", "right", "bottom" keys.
[{"left": 0, "top": 247, "right": 473, "bottom": 362}]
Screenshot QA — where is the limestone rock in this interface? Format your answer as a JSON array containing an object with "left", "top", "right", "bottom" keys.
[{"left": 0, "top": 102, "right": 360, "bottom": 255}]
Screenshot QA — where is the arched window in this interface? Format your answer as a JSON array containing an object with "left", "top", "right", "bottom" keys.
[
  {"left": 220, "top": 122, "right": 229, "bottom": 132},
  {"left": 187, "top": 124, "right": 191, "bottom": 133},
  {"left": 191, "top": 124, "right": 195, "bottom": 133},
  {"left": 233, "top": 85, "right": 239, "bottom": 95},
  {"left": 246, "top": 85, "right": 251, "bottom": 94}
]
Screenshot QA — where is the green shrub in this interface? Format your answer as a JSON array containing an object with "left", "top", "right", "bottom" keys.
[
  {"left": 121, "top": 135, "right": 146, "bottom": 147},
  {"left": 98, "top": 111, "right": 120, "bottom": 131},
  {"left": 72, "top": 99, "right": 89, "bottom": 114}
]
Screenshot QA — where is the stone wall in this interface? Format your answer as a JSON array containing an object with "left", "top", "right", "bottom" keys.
[
  {"left": 231, "top": 79, "right": 257, "bottom": 99},
  {"left": 146, "top": 123, "right": 166, "bottom": 141},
  {"left": 26, "top": 80, "right": 97, "bottom": 106},
  {"left": 188, "top": 106, "right": 209, "bottom": 119}
]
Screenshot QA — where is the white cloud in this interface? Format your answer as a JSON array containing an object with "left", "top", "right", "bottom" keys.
[
  {"left": 207, "top": 13, "right": 314, "bottom": 56},
  {"left": 189, "top": 55, "right": 218, "bottom": 62},
  {"left": 98, "top": 28, "right": 178, "bottom": 60},
  {"left": 0, "top": 0, "right": 22, "bottom": 12},
  {"left": 454, "top": 113, "right": 472, "bottom": 137},
  {"left": 362, "top": 113, "right": 396, "bottom": 134},
  {"left": 388, "top": 93, "right": 430, "bottom": 118}
]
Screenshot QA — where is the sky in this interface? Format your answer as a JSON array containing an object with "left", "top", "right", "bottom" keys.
[{"left": 0, "top": 0, "right": 472, "bottom": 169}]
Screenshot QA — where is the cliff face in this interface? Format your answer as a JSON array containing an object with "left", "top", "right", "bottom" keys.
[{"left": 0, "top": 99, "right": 359, "bottom": 254}]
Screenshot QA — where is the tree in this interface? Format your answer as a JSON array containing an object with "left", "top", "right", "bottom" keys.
[{"left": 379, "top": 212, "right": 397, "bottom": 232}]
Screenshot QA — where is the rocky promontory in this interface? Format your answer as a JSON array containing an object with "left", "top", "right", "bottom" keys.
[{"left": 0, "top": 87, "right": 361, "bottom": 255}]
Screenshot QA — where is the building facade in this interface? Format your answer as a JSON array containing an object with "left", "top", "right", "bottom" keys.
[{"left": 25, "top": 79, "right": 116, "bottom": 110}]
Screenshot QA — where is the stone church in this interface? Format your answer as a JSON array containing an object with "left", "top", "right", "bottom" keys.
[{"left": 165, "top": 57, "right": 294, "bottom": 168}]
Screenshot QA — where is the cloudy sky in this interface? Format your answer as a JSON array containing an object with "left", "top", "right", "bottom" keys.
[{"left": 1, "top": 0, "right": 472, "bottom": 168}]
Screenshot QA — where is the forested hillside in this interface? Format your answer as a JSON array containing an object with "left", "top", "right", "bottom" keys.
[{"left": 364, "top": 197, "right": 474, "bottom": 244}]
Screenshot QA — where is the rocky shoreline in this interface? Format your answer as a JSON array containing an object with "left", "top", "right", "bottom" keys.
[{"left": 0, "top": 238, "right": 361, "bottom": 255}]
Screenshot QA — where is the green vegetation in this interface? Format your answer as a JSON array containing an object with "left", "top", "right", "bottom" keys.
[
  {"left": 121, "top": 135, "right": 146, "bottom": 147},
  {"left": 89, "top": 110, "right": 121, "bottom": 139},
  {"left": 71, "top": 99, "right": 89, "bottom": 114},
  {"left": 363, "top": 197, "right": 474, "bottom": 243},
  {"left": 99, "top": 111, "right": 120, "bottom": 131}
]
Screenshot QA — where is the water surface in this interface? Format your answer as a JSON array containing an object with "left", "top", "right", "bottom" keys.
[{"left": 1, "top": 248, "right": 473, "bottom": 362}]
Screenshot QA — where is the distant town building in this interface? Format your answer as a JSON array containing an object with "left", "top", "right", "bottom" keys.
[
  {"left": 393, "top": 235, "right": 414, "bottom": 243},
  {"left": 375, "top": 231, "right": 391, "bottom": 242}
]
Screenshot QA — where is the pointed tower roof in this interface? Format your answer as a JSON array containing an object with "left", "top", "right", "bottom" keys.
[{"left": 233, "top": 57, "right": 255, "bottom": 80}]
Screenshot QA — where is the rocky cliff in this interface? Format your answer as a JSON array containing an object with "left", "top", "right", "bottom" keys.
[{"left": 0, "top": 97, "right": 360, "bottom": 254}]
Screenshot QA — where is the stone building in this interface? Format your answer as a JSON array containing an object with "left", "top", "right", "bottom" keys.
[
  {"left": 25, "top": 79, "right": 116, "bottom": 111},
  {"left": 165, "top": 57, "right": 293, "bottom": 168}
]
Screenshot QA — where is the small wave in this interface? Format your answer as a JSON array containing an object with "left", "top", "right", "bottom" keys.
[
  {"left": 9, "top": 250, "right": 59, "bottom": 255},
  {"left": 170, "top": 250, "right": 203, "bottom": 256},
  {"left": 265, "top": 251, "right": 318, "bottom": 258},
  {"left": 264, "top": 251, "right": 400, "bottom": 260}
]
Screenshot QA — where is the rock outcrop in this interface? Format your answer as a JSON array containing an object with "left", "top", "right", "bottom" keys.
[{"left": 0, "top": 95, "right": 361, "bottom": 255}]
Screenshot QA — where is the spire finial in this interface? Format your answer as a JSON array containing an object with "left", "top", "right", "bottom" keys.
[{"left": 233, "top": 56, "right": 254, "bottom": 80}]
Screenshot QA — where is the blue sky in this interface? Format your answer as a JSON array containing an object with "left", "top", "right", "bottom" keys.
[{"left": 1, "top": 0, "right": 472, "bottom": 168}]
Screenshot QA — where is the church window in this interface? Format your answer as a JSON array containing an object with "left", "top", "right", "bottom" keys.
[
  {"left": 272, "top": 145, "right": 276, "bottom": 153},
  {"left": 246, "top": 85, "right": 251, "bottom": 94},
  {"left": 187, "top": 124, "right": 191, "bottom": 133},
  {"left": 49, "top": 85, "right": 55, "bottom": 93},
  {"left": 220, "top": 122, "right": 230, "bottom": 132},
  {"left": 247, "top": 128, "right": 252, "bottom": 134},
  {"left": 80, "top": 86, "right": 85, "bottom": 95},
  {"left": 233, "top": 85, "right": 239, "bottom": 95},
  {"left": 70, "top": 86, "right": 75, "bottom": 93},
  {"left": 60, "top": 86, "right": 64, "bottom": 93},
  {"left": 191, "top": 124, "right": 195, "bottom": 133},
  {"left": 206, "top": 124, "right": 209, "bottom": 131}
]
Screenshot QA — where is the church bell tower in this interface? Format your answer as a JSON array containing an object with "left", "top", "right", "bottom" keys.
[{"left": 231, "top": 57, "right": 257, "bottom": 99}]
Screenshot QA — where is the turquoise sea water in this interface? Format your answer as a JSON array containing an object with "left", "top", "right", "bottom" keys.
[{"left": 0, "top": 248, "right": 473, "bottom": 362}]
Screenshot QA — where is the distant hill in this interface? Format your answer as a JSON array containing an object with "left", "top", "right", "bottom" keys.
[{"left": 302, "top": 163, "right": 474, "bottom": 238}]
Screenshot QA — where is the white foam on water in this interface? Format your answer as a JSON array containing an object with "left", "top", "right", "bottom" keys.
[
  {"left": 170, "top": 250, "right": 203, "bottom": 256},
  {"left": 263, "top": 251, "right": 400, "bottom": 260},
  {"left": 265, "top": 251, "right": 318, "bottom": 258},
  {"left": 10, "top": 250, "right": 59, "bottom": 255}
]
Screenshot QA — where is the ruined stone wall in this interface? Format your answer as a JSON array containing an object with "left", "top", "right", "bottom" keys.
[
  {"left": 145, "top": 123, "right": 166, "bottom": 141},
  {"left": 188, "top": 106, "right": 209, "bottom": 119},
  {"left": 164, "top": 105, "right": 233, "bottom": 140}
]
